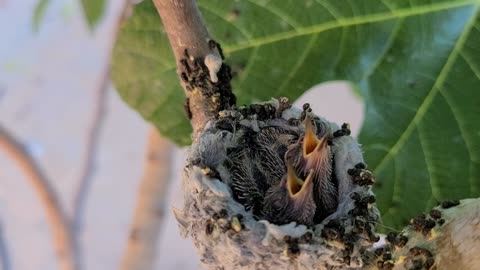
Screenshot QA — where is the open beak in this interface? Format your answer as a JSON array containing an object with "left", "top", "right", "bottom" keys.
[
  {"left": 301, "top": 116, "right": 331, "bottom": 180},
  {"left": 287, "top": 162, "right": 314, "bottom": 200},
  {"left": 303, "top": 116, "right": 329, "bottom": 158}
]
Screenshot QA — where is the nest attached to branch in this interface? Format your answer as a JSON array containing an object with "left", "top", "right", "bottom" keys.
[{"left": 174, "top": 98, "right": 381, "bottom": 270}]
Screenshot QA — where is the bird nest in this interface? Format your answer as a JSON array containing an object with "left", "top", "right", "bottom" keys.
[{"left": 174, "top": 98, "right": 381, "bottom": 270}]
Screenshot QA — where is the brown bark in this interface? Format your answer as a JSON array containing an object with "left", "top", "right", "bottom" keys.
[
  {"left": 152, "top": 0, "right": 236, "bottom": 140},
  {"left": 153, "top": 0, "right": 212, "bottom": 62}
]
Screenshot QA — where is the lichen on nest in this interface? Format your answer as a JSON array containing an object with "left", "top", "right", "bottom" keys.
[
  {"left": 174, "top": 98, "right": 381, "bottom": 269},
  {"left": 365, "top": 199, "right": 480, "bottom": 270}
]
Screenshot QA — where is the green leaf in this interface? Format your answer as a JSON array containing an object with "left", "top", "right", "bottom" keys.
[
  {"left": 112, "top": 0, "right": 480, "bottom": 228},
  {"left": 33, "top": 0, "right": 50, "bottom": 32},
  {"left": 81, "top": 0, "right": 106, "bottom": 29}
]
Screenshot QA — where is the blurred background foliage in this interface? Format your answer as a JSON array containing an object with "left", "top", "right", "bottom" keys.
[{"left": 34, "top": 0, "right": 106, "bottom": 31}]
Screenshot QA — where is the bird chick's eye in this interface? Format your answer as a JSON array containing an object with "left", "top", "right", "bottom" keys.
[
  {"left": 315, "top": 121, "right": 329, "bottom": 137},
  {"left": 272, "top": 199, "right": 285, "bottom": 211}
]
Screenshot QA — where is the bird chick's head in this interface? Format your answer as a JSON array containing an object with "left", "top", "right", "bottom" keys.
[
  {"left": 287, "top": 116, "right": 332, "bottom": 179},
  {"left": 263, "top": 162, "right": 316, "bottom": 226}
]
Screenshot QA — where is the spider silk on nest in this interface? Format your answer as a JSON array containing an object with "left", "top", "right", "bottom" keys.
[{"left": 174, "top": 98, "right": 380, "bottom": 270}]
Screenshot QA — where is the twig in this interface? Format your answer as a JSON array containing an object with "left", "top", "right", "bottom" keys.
[
  {"left": 0, "top": 125, "right": 78, "bottom": 270},
  {"left": 153, "top": 0, "right": 236, "bottom": 139},
  {"left": 120, "top": 128, "right": 174, "bottom": 270}
]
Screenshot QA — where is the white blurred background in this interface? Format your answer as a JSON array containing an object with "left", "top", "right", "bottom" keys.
[{"left": 0, "top": 0, "right": 363, "bottom": 269}]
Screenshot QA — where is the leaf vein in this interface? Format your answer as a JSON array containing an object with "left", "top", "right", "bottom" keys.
[
  {"left": 380, "top": 0, "right": 395, "bottom": 11},
  {"left": 373, "top": 6, "right": 479, "bottom": 176},
  {"left": 224, "top": 0, "right": 477, "bottom": 53},
  {"left": 245, "top": 0, "right": 302, "bottom": 30},
  {"left": 416, "top": 127, "right": 440, "bottom": 199},
  {"left": 197, "top": 3, "right": 253, "bottom": 39},
  {"left": 460, "top": 50, "right": 480, "bottom": 80},
  {"left": 237, "top": 46, "right": 260, "bottom": 93},
  {"left": 384, "top": 157, "right": 400, "bottom": 216},
  {"left": 274, "top": 34, "right": 319, "bottom": 97},
  {"left": 439, "top": 89, "right": 476, "bottom": 195},
  {"left": 360, "top": 18, "right": 403, "bottom": 81},
  {"left": 314, "top": 0, "right": 342, "bottom": 20}
]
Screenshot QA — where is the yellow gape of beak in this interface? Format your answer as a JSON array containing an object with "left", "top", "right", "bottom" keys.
[
  {"left": 286, "top": 162, "right": 314, "bottom": 199},
  {"left": 303, "top": 116, "right": 329, "bottom": 158}
]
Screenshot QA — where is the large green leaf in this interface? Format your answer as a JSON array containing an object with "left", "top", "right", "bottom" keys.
[{"left": 112, "top": 0, "right": 480, "bottom": 228}]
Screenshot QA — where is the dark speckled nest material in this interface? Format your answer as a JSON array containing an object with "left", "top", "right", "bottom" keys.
[{"left": 174, "top": 98, "right": 381, "bottom": 270}]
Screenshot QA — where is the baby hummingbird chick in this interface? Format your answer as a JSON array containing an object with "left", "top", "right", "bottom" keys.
[
  {"left": 286, "top": 116, "right": 337, "bottom": 221},
  {"left": 263, "top": 163, "right": 316, "bottom": 226}
]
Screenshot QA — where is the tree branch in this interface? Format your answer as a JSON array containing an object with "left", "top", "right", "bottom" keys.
[
  {"left": 120, "top": 128, "right": 174, "bottom": 270},
  {"left": 153, "top": 0, "right": 211, "bottom": 61},
  {"left": 0, "top": 125, "right": 78, "bottom": 270},
  {"left": 153, "top": 0, "right": 236, "bottom": 140}
]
